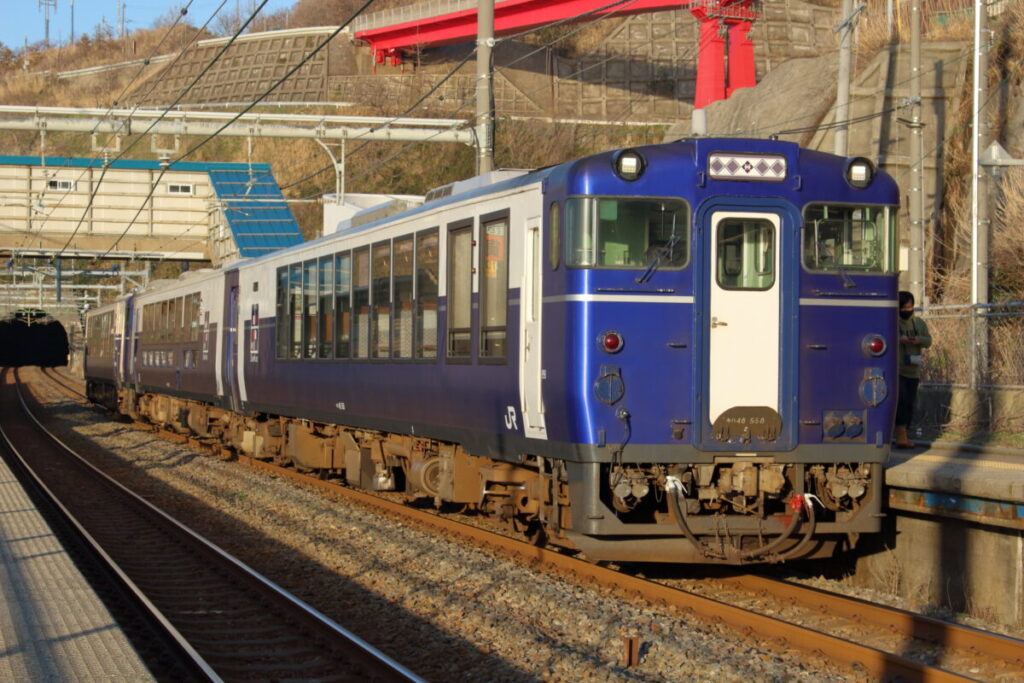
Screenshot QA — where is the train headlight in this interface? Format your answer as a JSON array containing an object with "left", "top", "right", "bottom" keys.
[
  {"left": 845, "top": 157, "right": 875, "bottom": 189},
  {"left": 862, "top": 334, "right": 886, "bottom": 357},
  {"left": 600, "top": 331, "right": 624, "bottom": 354},
  {"left": 613, "top": 149, "right": 646, "bottom": 182}
]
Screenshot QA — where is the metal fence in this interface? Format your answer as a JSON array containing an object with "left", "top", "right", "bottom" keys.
[{"left": 920, "top": 302, "right": 1024, "bottom": 389}]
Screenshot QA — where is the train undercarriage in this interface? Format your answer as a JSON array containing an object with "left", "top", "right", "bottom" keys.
[{"left": 92, "top": 384, "right": 880, "bottom": 565}]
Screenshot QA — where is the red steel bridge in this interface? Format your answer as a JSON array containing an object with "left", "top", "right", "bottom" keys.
[{"left": 353, "top": 0, "right": 759, "bottom": 109}]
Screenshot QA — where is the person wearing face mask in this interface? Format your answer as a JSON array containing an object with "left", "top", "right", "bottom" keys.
[{"left": 894, "top": 290, "right": 932, "bottom": 448}]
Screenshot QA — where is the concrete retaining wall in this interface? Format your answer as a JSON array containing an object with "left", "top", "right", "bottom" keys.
[{"left": 854, "top": 512, "right": 1023, "bottom": 629}]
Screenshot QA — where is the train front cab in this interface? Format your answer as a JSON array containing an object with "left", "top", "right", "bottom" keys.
[{"left": 544, "top": 140, "right": 900, "bottom": 564}]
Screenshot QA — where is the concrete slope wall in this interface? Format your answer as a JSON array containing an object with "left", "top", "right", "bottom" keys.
[{"left": 128, "top": 2, "right": 841, "bottom": 121}]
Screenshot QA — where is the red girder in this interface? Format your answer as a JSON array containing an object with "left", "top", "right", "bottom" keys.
[
  {"left": 355, "top": 0, "right": 693, "bottom": 52},
  {"left": 355, "top": 0, "right": 759, "bottom": 109}
]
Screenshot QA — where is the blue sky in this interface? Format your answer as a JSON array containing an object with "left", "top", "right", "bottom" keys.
[{"left": 2, "top": 0, "right": 298, "bottom": 50}]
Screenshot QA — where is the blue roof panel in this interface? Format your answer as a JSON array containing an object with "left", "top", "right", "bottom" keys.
[
  {"left": 0, "top": 156, "right": 305, "bottom": 259},
  {"left": 207, "top": 169, "right": 305, "bottom": 257}
]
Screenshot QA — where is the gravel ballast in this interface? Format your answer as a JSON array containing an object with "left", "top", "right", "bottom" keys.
[{"left": 28, "top": 376, "right": 866, "bottom": 681}]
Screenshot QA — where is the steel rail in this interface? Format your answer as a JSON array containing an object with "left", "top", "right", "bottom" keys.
[
  {"left": 234, "top": 454, "right": 974, "bottom": 682},
  {"left": 722, "top": 574, "right": 1024, "bottom": 669},
  {"left": 37, "top": 369, "right": 1006, "bottom": 680},
  {"left": 0, "top": 369, "right": 219, "bottom": 682},
  {"left": 14, "top": 369, "right": 425, "bottom": 683}
]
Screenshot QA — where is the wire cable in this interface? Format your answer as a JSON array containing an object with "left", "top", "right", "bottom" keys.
[
  {"left": 30, "top": 1, "right": 209, "bottom": 247},
  {"left": 53, "top": 0, "right": 241, "bottom": 259},
  {"left": 96, "top": 0, "right": 380, "bottom": 262}
]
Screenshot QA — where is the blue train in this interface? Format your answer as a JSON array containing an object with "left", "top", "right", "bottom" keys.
[{"left": 85, "top": 137, "right": 899, "bottom": 564}]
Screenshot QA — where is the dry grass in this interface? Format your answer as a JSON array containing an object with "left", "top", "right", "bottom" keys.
[
  {"left": 918, "top": 0, "right": 1024, "bottom": 435},
  {"left": 857, "top": 0, "right": 977, "bottom": 58}
]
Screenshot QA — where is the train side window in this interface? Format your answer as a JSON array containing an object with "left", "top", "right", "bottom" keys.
[
  {"left": 372, "top": 241, "right": 392, "bottom": 359},
  {"left": 803, "top": 204, "right": 895, "bottom": 273},
  {"left": 174, "top": 297, "right": 183, "bottom": 343},
  {"left": 276, "top": 267, "right": 289, "bottom": 358},
  {"left": 549, "top": 202, "right": 560, "bottom": 270},
  {"left": 319, "top": 256, "right": 334, "bottom": 359},
  {"left": 447, "top": 223, "right": 473, "bottom": 360},
  {"left": 415, "top": 230, "right": 439, "bottom": 359},
  {"left": 393, "top": 237, "right": 414, "bottom": 359},
  {"left": 302, "top": 260, "right": 318, "bottom": 358},
  {"left": 716, "top": 218, "right": 775, "bottom": 290},
  {"left": 190, "top": 293, "right": 201, "bottom": 342},
  {"left": 335, "top": 252, "right": 352, "bottom": 358},
  {"left": 289, "top": 263, "right": 302, "bottom": 359},
  {"left": 353, "top": 248, "right": 370, "bottom": 359},
  {"left": 479, "top": 212, "right": 509, "bottom": 362}
]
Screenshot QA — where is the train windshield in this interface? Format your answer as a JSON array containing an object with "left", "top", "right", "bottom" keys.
[
  {"left": 803, "top": 204, "right": 896, "bottom": 273},
  {"left": 566, "top": 197, "right": 689, "bottom": 269}
]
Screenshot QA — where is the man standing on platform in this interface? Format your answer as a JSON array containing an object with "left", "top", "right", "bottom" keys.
[{"left": 895, "top": 290, "right": 932, "bottom": 449}]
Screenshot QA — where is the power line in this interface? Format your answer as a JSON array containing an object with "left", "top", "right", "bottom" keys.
[
  {"left": 52, "top": 0, "right": 238, "bottom": 259},
  {"left": 29, "top": 1, "right": 209, "bottom": 246},
  {"left": 285, "top": 0, "right": 658, "bottom": 195},
  {"left": 96, "top": 0, "right": 380, "bottom": 262}
]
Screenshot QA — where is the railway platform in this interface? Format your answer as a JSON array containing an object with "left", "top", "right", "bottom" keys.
[
  {"left": 0, "top": 454, "right": 155, "bottom": 681},
  {"left": 885, "top": 441, "right": 1024, "bottom": 530},
  {"left": 855, "top": 441, "right": 1024, "bottom": 630}
]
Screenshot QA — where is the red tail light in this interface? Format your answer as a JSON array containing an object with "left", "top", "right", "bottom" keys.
[
  {"left": 863, "top": 335, "right": 886, "bottom": 357},
  {"left": 601, "top": 331, "right": 624, "bottom": 354}
]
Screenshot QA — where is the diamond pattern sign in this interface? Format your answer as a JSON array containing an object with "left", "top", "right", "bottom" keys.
[{"left": 708, "top": 153, "right": 787, "bottom": 182}]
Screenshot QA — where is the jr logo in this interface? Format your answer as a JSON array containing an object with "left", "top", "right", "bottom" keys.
[{"left": 504, "top": 406, "right": 518, "bottom": 430}]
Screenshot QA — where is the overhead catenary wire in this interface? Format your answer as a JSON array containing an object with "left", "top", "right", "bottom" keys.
[
  {"left": 95, "top": 0, "right": 380, "bottom": 263},
  {"left": 285, "top": 0, "right": 653, "bottom": 196},
  {"left": 52, "top": 0, "right": 243, "bottom": 260},
  {"left": 30, "top": 1, "right": 210, "bottom": 247}
]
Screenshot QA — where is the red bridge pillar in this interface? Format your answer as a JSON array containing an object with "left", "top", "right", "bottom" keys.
[
  {"left": 694, "top": 19, "right": 726, "bottom": 109},
  {"left": 726, "top": 19, "right": 756, "bottom": 97},
  {"left": 690, "top": 0, "right": 759, "bottom": 114}
]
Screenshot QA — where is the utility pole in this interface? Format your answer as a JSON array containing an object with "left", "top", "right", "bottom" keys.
[
  {"left": 117, "top": 0, "right": 125, "bottom": 39},
  {"left": 39, "top": 0, "right": 57, "bottom": 46},
  {"left": 970, "top": 0, "right": 991, "bottom": 388},
  {"left": 70, "top": 0, "right": 75, "bottom": 43},
  {"left": 475, "top": 0, "right": 495, "bottom": 175},
  {"left": 907, "top": 0, "right": 925, "bottom": 305},
  {"left": 833, "top": 0, "right": 854, "bottom": 156}
]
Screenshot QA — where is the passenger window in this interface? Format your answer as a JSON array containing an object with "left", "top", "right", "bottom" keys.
[
  {"left": 289, "top": 263, "right": 302, "bottom": 359},
  {"left": 276, "top": 267, "right": 289, "bottom": 358},
  {"left": 549, "top": 202, "right": 560, "bottom": 270},
  {"left": 716, "top": 218, "right": 775, "bottom": 290},
  {"left": 393, "top": 237, "right": 414, "bottom": 359},
  {"left": 319, "top": 257, "right": 334, "bottom": 358},
  {"left": 566, "top": 197, "right": 689, "bottom": 269},
  {"left": 335, "top": 253, "right": 351, "bottom": 359},
  {"left": 447, "top": 225, "right": 473, "bottom": 359},
  {"left": 372, "top": 242, "right": 391, "bottom": 359},
  {"left": 303, "top": 260, "right": 318, "bottom": 358},
  {"left": 353, "top": 248, "right": 370, "bottom": 359},
  {"left": 416, "top": 230, "right": 439, "bottom": 359},
  {"left": 480, "top": 215, "right": 508, "bottom": 361}
]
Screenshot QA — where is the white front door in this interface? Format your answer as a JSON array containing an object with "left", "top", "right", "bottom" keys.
[
  {"left": 707, "top": 211, "right": 781, "bottom": 426},
  {"left": 519, "top": 217, "right": 547, "bottom": 439}
]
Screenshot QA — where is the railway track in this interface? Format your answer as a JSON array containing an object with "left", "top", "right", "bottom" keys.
[
  {"left": 2, "top": 368, "right": 423, "bottom": 683},
  {"left": 40, "top": 365, "right": 87, "bottom": 401},
  {"left": 30, "top": 366, "right": 1024, "bottom": 681}
]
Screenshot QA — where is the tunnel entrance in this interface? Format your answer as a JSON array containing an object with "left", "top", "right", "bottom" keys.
[{"left": 0, "top": 309, "right": 70, "bottom": 367}]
